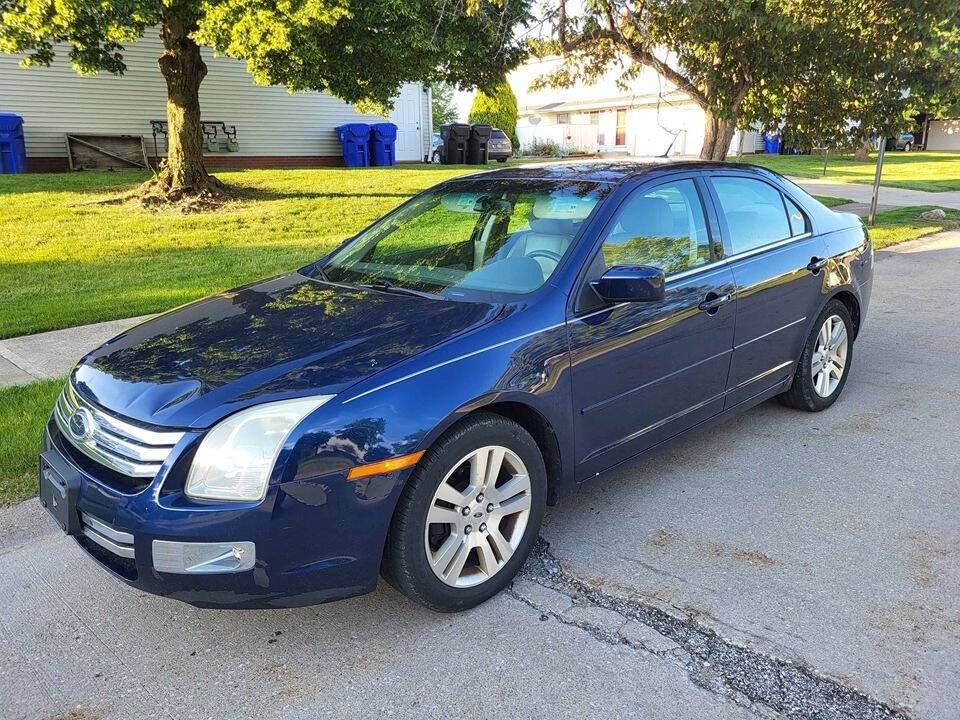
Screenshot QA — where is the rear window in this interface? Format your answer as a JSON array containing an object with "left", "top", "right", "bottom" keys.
[{"left": 491, "top": 130, "right": 508, "bottom": 140}]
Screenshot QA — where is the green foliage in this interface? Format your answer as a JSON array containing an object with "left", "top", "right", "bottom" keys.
[
  {"left": 468, "top": 80, "right": 519, "bottom": 146},
  {"left": 535, "top": 0, "right": 960, "bottom": 156},
  {"left": 431, "top": 81, "right": 459, "bottom": 131},
  {"left": 0, "top": 0, "right": 533, "bottom": 110},
  {"left": 0, "top": 377, "right": 63, "bottom": 505},
  {"left": 523, "top": 139, "right": 562, "bottom": 157},
  {"left": 750, "top": 1, "right": 960, "bottom": 145}
]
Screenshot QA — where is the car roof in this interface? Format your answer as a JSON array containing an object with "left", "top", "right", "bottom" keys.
[{"left": 455, "top": 160, "right": 786, "bottom": 186}]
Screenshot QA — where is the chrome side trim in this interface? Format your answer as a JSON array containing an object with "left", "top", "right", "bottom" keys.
[
  {"left": 583, "top": 391, "right": 726, "bottom": 463},
  {"left": 343, "top": 321, "right": 567, "bottom": 403},
  {"left": 727, "top": 360, "right": 795, "bottom": 392},
  {"left": 55, "top": 382, "right": 184, "bottom": 478},
  {"left": 734, "top": 316, "right": 807, "bottom": 350}
]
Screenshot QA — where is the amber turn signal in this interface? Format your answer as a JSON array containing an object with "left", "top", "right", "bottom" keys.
[{"left": 346, "top": 450, "right": 425, "bottom": 480}]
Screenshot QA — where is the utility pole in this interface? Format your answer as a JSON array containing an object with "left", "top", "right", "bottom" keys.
[{"left": 868, "top": 138, "right": 886, "bottom": 225}]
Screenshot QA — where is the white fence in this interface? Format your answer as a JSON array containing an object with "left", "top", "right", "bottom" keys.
[{"left": 517, "top": 124, "right": 599, "bottom": 155}]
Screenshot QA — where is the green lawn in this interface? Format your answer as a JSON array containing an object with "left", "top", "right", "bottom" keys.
[
  {"left": 813, "top": 195, "right": 853, "bottom": 208},
  {"left": 869, "top": 206, "right": 960, "bottom": 249},
  {"left": 0, "top": 165, "right": 481, "bottom": 339},
  {"left": 737, "top": 152, "right": 960, "bottom": 192},
  {"left": 0, "top": 378, "right": 63, "bottom": 504}
]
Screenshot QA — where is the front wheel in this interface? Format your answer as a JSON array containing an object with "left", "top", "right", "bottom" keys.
[
  {"left": 778, "top": 299, "right": 854, "bottom": 411},
  {"left": 381, "top": 413, "right": 546, "bottom": 612}
]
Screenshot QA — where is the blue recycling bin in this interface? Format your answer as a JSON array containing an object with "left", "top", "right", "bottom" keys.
[
  {"left": 763, "top": 131, "right": 782, "bottom": 155},
  {"left": 336, "top": 123, "right": 371, "bottom": 167},
  {"left": 0, "top": 113, "right": 28, "bottom": 174},
  {"left": 369, "top": 122, "right": 398, "bottom": 166}
]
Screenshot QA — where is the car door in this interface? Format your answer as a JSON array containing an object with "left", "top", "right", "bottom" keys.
[
  {"left": 567, "top": 176, "right": 737, "bottom": 480},
  {"left": 705, "top": 174, "right": 828, "bottom": 407}
]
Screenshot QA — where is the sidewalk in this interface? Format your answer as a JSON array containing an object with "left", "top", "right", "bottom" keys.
[
  {"left": 0, "top": 316, "right": 151, "bottom": 388},
  {"left": 789, "top": 176, "right": 960, "bottom": 210}
]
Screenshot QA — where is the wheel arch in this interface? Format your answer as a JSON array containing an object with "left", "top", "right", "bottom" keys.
[
  {"left": 420, "top": 394, "right": 572, "bottom": 507},
  {"left": 831, "top": 289, "right": 861, "bottom": 339}
]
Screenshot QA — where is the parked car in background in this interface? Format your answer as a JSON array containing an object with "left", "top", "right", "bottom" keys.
[
  {"left": 431, "top": 132, "right": 443, "bottom": 163},
  {"left": 488, "top": 128, "right": 512, "bottom": 162},
  {"left": 895, "top": 132, "right": 915, "bottom": 151},
  {"left": 40, "top": 162, "right": 872, "bottom": 613}
]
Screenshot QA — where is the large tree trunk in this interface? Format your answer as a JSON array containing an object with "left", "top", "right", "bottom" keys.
[
  {"left": 853, "top": 138, "right": 872, "bottom": 162},
  {"left": 700, "top": 110, "right": 737, "bottom": 161},
  {"left": 157, "top": 21, "right": 212, "bottom": 191}
]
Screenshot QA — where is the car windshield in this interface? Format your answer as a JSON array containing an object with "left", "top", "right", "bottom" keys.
[
  {"left": 492, "top": 130, "right": 508, "bottom": 140},
  {"left": 315, "top": 179, "right": 606, "bottom": 300}
]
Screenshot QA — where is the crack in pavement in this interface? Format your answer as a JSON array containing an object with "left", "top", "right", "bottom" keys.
[{"left": 511, "top": 538, "right": 912, "bottom": 720}]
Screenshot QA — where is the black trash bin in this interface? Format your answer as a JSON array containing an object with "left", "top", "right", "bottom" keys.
[
  {"left": 467, "top": 124, "right": 492, "bottom": 164},
  {"left": 439, "top": 123, "right": 470, "bottom": 164}
]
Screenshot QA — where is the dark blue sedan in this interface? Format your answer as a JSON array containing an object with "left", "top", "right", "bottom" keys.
[{"left": 40, "top": 162, "right": 872, "bottom": 612}]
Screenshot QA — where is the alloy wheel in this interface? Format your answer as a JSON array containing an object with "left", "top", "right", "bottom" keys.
[
  {"left": 423, "top": 446, "right": 532, "bottom": 588},
  {"left": 811, "top": 314, "right": 848, "bottom": 397}
]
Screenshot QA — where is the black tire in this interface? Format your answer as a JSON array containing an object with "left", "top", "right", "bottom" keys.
[
  {"left": 778, "top": 299, "right": 854, "bottom": 411},
  {"left": 497, "top": 157, "right": 508, "bottom": 163},
  {"left": 381, "top": 413, "right": 547, "bottom": 612}
]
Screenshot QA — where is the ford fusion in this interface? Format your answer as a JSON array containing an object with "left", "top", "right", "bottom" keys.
[{"left": 40, "top": 162, "right": 872, "bottom": 612}]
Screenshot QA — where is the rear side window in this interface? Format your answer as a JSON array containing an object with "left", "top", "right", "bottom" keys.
[
  {"left": 599, "top": 179, "right": 712, "bottom": 275},
  {"left": 711, "top": 177, "right": 791, "bottom": 254}
]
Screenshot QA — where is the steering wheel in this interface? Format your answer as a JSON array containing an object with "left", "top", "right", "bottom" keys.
[{"left": 526, "top": 249, "right": 563, "bottom": 263}]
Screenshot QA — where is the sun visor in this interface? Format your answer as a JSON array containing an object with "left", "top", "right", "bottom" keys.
[
  {"left": 440, "top": 192, "right": 482, "bottom": 213},
  {"left": 533, "top": 192, "right": 597, "bottom": 220}
]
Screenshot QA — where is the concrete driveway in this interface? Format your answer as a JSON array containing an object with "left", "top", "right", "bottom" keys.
[{"left": 2, "top": 233, "right": 958, "bottom": 720}]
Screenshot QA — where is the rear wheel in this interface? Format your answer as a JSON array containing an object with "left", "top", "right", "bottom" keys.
[
  {"left": 382, "top": 413, "right": 546, "bottom": 612},
  {"left": 778, "top": 299, "right": 854, "bottom": 411}
]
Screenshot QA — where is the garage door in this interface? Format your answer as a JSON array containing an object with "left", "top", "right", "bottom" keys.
[{"left": 389, "top": 84, "right": 424, "bottom": 162}]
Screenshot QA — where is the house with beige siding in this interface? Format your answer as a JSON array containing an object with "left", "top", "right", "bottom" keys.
[{"left": 0, "top": 33, "right": 432, "bottom": 171}]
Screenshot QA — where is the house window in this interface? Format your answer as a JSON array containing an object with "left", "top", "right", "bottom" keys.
[
  {"left": 589, "top": 111, "right": 599, "bottom": 125},
  {"left": 615, "top": 109, "right": 627, "bottom": 146},
  {"left": 556, "top": 113, "right": 570, "bottom": 125}
]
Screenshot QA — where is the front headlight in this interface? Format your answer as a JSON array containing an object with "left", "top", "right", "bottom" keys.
[{"left": 185, "top": 396, "right": 334, "bottom": 502}]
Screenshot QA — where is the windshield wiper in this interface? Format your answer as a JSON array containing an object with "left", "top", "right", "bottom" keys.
[{"left": 357, "top": 280, "right": 441, "bottom": 300}]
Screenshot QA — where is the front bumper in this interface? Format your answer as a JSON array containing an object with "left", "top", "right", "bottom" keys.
[{"left": 42, "top": 418, "right": 398, "bottom": 608}]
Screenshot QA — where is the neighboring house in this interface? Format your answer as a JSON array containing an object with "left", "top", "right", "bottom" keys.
[
  {"left": 509, "top": 56, "right": 761, "bottom": 158},
  {"left": 922, "top": 117, "right": 960, "bottom": 151},
  {"left": 0, "top": 34, "right": 432, "bottom": 171}
]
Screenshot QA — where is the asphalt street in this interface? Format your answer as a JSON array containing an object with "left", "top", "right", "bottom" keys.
[{"left": 2, "top": 231, "right": 958, "bottom": 720}]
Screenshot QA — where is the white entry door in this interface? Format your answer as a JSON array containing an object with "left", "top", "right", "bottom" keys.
[{"left": 390, "top": 84, "right": 424, "bottom": 162}]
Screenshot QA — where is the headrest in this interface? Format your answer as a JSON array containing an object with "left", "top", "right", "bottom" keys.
[{"left": 618, "top": 196, "right": 673, "bottom": 237}]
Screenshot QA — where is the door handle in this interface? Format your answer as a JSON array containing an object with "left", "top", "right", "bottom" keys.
[
  {"left": 698, "top": 292, "right": 732, "bottom": 314},
  {"left": 807, "top": 256, "right": 829, "bottom": 273}
]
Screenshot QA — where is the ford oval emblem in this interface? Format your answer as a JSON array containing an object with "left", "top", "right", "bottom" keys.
[{"left": 68, "top": 407, "right": 96, "bottom": 442}]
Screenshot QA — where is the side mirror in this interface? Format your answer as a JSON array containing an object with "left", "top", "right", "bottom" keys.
[{"left": 590, "top": 265, "right": 665, "bottom": 303}]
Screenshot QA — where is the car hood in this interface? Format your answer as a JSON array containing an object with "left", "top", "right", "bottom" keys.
[{"left": 72, "top": 273, "right": 498, "bottom": 428}]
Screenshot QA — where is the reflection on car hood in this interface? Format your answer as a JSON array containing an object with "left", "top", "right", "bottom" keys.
[{"left": 72, "top": 273, "right": 498, "bottom": 428}]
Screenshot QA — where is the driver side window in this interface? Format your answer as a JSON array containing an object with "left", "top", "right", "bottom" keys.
[{"left": 600, "top": 179, "right": 712, "bottom": 275}]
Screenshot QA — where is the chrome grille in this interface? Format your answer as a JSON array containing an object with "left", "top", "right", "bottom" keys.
[{"left": 54, "top": 381, "right": 184, "bottom": 479}]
